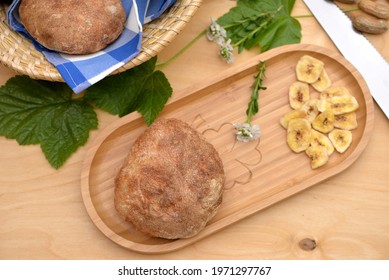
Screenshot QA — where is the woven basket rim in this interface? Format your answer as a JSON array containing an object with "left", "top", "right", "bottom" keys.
[{"left": 0, "top": 0, "right": 202, "bottom": 82}]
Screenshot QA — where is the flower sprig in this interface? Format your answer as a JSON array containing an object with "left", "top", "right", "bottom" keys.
[
  {"left": 234, "top": 61, "right": 267, "bottom": 142},
  {"left": 206, "top": 17, "right": 234, "bottom": 64},
  {"left": 206, "top": 5, "right": 283, "bottom": 64},
  {"left": 234, "top": 123, "right": 261, "bottom": 143},
  {"left": 247, "top": 61, "right": 267, "bottom": 123}
]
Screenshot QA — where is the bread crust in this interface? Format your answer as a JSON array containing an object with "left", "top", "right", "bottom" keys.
[
  {"left": 114, "top": 118, "right": 225, "bottom": 239},
  {"left": 19, "top": 0, "right": 126, "bottom": 54}
]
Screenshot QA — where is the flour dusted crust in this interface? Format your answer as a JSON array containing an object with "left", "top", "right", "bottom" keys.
[
  {"left": 19, "top": 0, "right": 126, "bottom": 54},
  {"left": 114, "top": 118, "right": 225, "bottom": 239}
]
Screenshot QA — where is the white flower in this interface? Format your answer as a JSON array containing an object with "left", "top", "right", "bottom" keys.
[
  {"left": 206, "top": 17, "right": 227, "bottom": 43},
  {"left": 219, "top": 38, "right": 234, "bottom": 64},
  {"left": 234, "top": 123, "right": 261, "bottom": 142},
  {"left": 207, "top": 17, "right": 235, "bottom": 64}
]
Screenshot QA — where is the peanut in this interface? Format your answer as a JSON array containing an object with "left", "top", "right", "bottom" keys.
[
  {"left": 350, "top": 11, "right": 388, "bottom": 34},
  {"left": 359, "top": 0, "right": 389, "bottom": 19}
]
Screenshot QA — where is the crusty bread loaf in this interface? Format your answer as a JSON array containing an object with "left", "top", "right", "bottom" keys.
[
  {"left": 19, "top": 0, "right": 126, "bottom": 54},
  {"left": 114, "top": 118, "right": 225, "bottom": 239}
]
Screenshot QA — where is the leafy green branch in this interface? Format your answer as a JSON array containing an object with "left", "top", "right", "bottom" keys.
[
  {"left": 216, "top": 0, "right": 301, "bottom": 54},
  {"left": 0, "top": 57, "right": 171, "bottom": 169},
  {"left": 246, "top": 61, "right": 267, "bottom": 124}
]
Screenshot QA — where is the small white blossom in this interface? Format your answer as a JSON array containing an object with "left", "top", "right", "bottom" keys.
[
  {"left": 219, "top": 38, "right": 234, "bottom": 64},
  {"left": 207, "top": 17, "right": 234, "bottom": 64},
  {"left": 206, "top": 17, "right": 227, "bottom": 44},
  {"left": 234, "top": 123, "right": 261, "bottom": 142}
]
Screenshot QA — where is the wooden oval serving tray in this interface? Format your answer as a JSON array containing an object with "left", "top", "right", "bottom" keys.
[{"left": 81, "top": 44, "right": 374, "bottom": 254}]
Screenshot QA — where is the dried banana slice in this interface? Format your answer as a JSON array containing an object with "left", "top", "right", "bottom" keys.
[
  {"left": 317, "top": 99, "right": 332, "bottom": 113},
  {"left": 296, "top": 55, "right": 324, "bottom": 83},
  {"left": 301, "top": 99, "right": 319, "bottom": 123},
  {"left": 280, "top": 110, "right": 307, "bottom": 129},
  {"left": 329, "top": 95, "right": 359, "bottom": 115},
  {"left": 320, "top": 86, "right": 350, "bottom": 99},
  {"left": 317, "top": 95, "right": 359, "bottom": 115},
  {"left": 312, "top": 110, "right": 335, "bottom": 134},
  {"left": 328, "top": 129, "right": 353, "bottom": 153},
  {"left": 334, "top": 112, "right": 358, "bottom": 130},
  {"left": 305, "top": 145, "right": 329, "bottom": 169},
  {"left": 289, "top": 81, "right": 310, "bottom": 109},
  {"left": 310, "top": 129, "right": 335, "bottom": 156},
  {"left": 287, "top": 118, "right": 312, "bottom": 153},
  {"left": 312, "top": 68, "right": 332, "bottom": 92}
]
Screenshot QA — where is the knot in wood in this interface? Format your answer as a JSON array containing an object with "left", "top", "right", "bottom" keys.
[{"left": 299, "top": 238, "right": 317, "bottom": 251}]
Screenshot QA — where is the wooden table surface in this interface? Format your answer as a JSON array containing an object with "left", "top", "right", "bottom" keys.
[{"left": 1, "top": 0, "right": 388, "bottom": 260}]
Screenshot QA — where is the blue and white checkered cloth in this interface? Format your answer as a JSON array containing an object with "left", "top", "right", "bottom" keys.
[{"left": 7, "top": 0, "right": 176, "bottom": 93}]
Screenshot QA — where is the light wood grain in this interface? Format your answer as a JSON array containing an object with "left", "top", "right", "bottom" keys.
[
  {"left": 80, "top": 44, "right": 374, "bottom": 253},
  {"left": 1, "top": 0, "right": 389, "bottom": 259}
]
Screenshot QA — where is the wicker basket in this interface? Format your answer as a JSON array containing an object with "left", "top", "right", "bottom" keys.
[{"left": 0, "top": 0, "right": 202, "bottom": 81}]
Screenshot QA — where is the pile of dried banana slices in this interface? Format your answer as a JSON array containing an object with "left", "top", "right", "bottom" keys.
[{"left": 280, "top": 55, "right": 359, "bottom": 169}]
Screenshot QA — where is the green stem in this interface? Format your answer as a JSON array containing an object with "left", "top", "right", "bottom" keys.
[
  {"left": 246, "top": 61, "right": 266, "bottom": 124},
  {"left": 342, "top": 7, "right": 360, "bottom": 13},
  {"left": 294, "top": 6, "right": 359, "bottom": 18},
  {"left": 294, "top": 13, "right": 314, "bottom": 18},
  {"left": 221, "top": 11, "right": 274, "bottom": 30},
  {"left": 246, "top": 102, "right": 255, "bottom": 124},
  {"left": 231, "top": 17, "right": 271, "bottom": 48},
  {"left": 156, "top": 29, "right": 206, "bottom": 69}
]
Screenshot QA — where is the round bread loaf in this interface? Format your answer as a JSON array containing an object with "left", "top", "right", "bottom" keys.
[
  {"left": 19, "top": 0, "right": 126, "bottom": 54},
  {"left": 114, "top": 118, "right": 225, "bottom": 239}
]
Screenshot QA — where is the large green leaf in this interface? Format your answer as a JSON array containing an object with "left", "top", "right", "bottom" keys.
[
  {"left": 85, "top": 56, "right": 172, "bottom": 124},
  {"left": 0, "top": 76, "right": 97, "bottom": 168}
]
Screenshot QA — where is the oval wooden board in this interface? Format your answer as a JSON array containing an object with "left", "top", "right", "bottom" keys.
[{"left": 81, "top": 44, "right": 374, "bottom": 254}]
